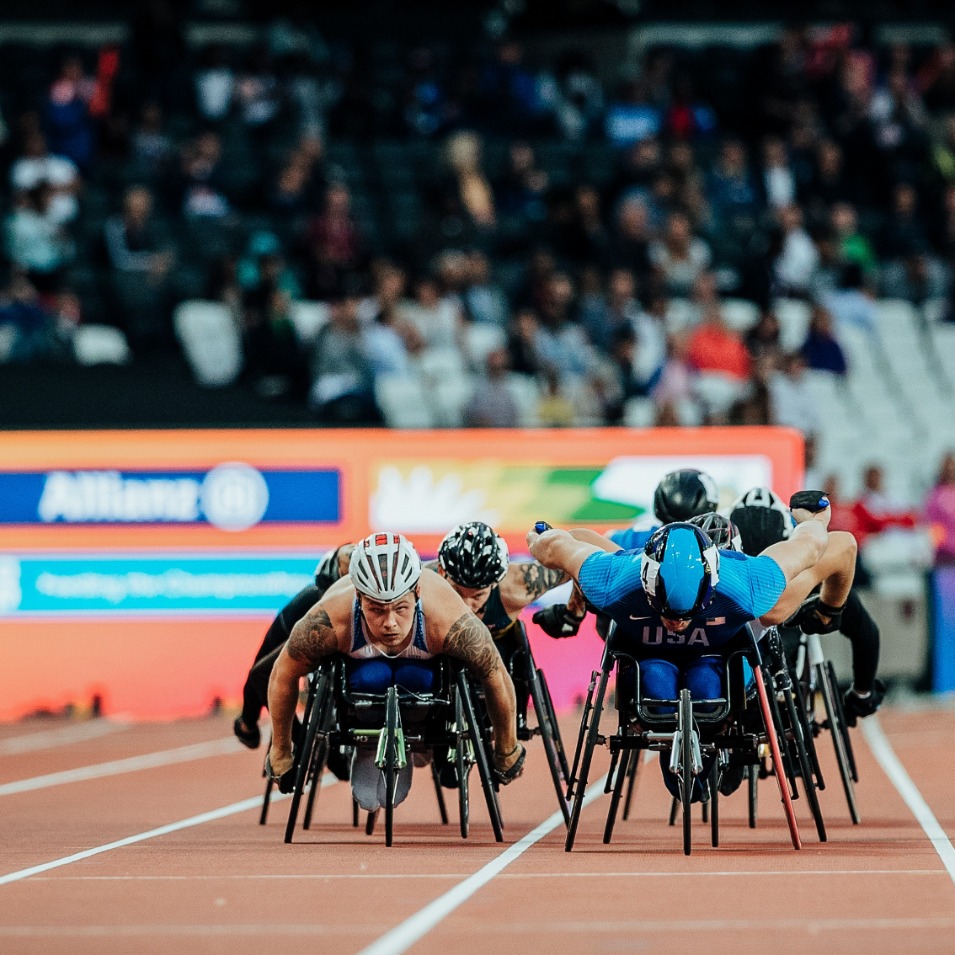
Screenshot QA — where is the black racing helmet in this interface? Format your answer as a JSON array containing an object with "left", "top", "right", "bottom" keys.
[
  {"left": 437, "top": 521, "right": 509, "bottom": 589},
  {"left": 653, "top": 469, "right": 720, "bottom": 524},
  {"left": 688, "top": 512, "right": 743, "bottom": 552},
  {"left": 729, "top": 486, "right": 794, "bottom": 556}
]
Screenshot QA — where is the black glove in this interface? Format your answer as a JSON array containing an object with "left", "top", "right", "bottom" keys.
[
  {"left": 789, "top": 490, "right": 831, "bottom": 513},
  {"left": 532, "top": 603, "right": 585, "bottom": 638},
  {"left": 492, "top": 743, "right": 526, "bottom": 785},
  {"left": 842, "top": 679, "right": 886, "bottom": 727},
  {"left": 793, "top": 595, "right": 844, "bottom": 634}
]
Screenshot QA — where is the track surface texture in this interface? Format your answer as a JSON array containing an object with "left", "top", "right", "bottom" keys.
[{"left": 2, "top": 702, "right": 955, "bottom": 955}]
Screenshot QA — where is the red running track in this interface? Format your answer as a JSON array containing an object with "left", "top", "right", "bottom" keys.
[{"left": 2, "top": 704, "right": 954, "bottom": 955}]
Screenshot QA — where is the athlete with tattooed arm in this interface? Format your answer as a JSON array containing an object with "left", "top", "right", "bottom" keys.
[{"left": 265, "top": 533, "right": 523, "bottom": 811}]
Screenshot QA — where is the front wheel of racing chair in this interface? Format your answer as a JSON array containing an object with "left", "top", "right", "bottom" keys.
[
  {"left": 506, "top": 622, "right": 570, "bottom": 826},
  {"left": 793, "top": 631, "right": 860, "bottom": 824}
]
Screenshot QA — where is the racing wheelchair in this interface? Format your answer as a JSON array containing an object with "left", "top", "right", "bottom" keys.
[
  {"left": 265, "top": 655, "right": 504, "bottom": 847},
  {"left": 565, "top": 623, "right": 827, "bottom": 855}
]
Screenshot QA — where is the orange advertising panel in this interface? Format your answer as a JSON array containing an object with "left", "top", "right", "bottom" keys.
[{"left": 0, "top": 426, "right": 802, "bottom": 719}]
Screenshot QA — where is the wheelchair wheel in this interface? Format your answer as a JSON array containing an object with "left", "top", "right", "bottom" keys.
[
  {"left": 565, "top": 659, "right": 611, "bottom": 852},
  {"left": 828, "top": 661, "right": 859, "bottom": 782},
  {"left": 603, "top": 743, "right": 631, "bottom": 844},
  {"left": 528, "top": 663, "right": 570, "bottom": 826},
  {"left": 747, "top": 763, "right": 758, "bottom": 829},
  {"left": 621, "top": 749, "right": 640, "bottom": 822},
  {"left": 678, "top": 689, "right": 694, "bottom": 856},
  {"left": 709, "top": 759, "right": 720, "bottom": 848},
  {"left": 302, "top": 731, "right": 330, "bottom": 830},
  {"left": 780, "top": 670, "right": 827, "bottom": 843},
  {"left": 819, "top": 661, "right": 861, "bottom": 824},
  {"left": 539, "top": 667, "right": 570, "bottom": 781},
  {"left": 455, "top": 690, "right": 471, "bottom": 839},
  {"left": 284, "top": 667, "right": 331, "bottom": 844},
  {"left": 383, "top": 686, "right": 400, "bottom": 848},
  {"left": 430, "top": 760, "right": 450, "bottom": 825},
  {"left": 456, "top": 669, "right": 504, "bottom": 842}
]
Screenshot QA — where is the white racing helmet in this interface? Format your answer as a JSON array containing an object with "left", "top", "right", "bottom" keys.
[{"left": 349, "top": 532, "right": 422, "bottom": 602}]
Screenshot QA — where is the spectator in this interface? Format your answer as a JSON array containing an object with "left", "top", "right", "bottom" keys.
[
  {"left": 195, "top": 45, "right": 235, "bottom": 122},
  {"left": 830, "top": 202, "right": 877, "bottom": 274},
  {"left": 849, "top": 463, "right": 918, "bottom": 547},
  {"left": 648, "top": 210, "right": 712, "bottom": 297},
  {"left": 102, "top": 185, "right": 174, "bottom": 347},
  {"left": 820, "top": 262, "right": 878, "bottom": 335},
  {"left": 363, "top": 264, "right": 422, "bottom": 374},
  {"left": 611, "top": 196, "right": 653, "bottom": 283},
  {"left": 534, "top": 271, "right": 595, "bottom": 378},
  {"left": 5, "top": 183, "right": 73, "bottom": 291},
  {"left": 477, "top": 39, "right": 547, "bottom": 136},
  {"left": 925, "top": 452, "right": 955, "bottom": 563},
  {"left": 686, "top": 304, "right": 751, "bottom": 381},
  {"left": 602, "top": 323, "right": 658, "bottom": 423},
  {"left": 769, "top": 350, "right": 821, "bottom": 434},
  {"left": 237, "top": 231, "right": 302, "bottom": 299},
  {"left": 881, "top": 243, "right": 951, "bottom": 305},
  {"left": 919, "top": 43, "right": 955, "bottom": 113},
  {"left": 461, "top": 251, "right": 509, "bottom": 327},
  {"left": 801, "top": 139, "right": 856, "bottom": 223},
  {"left": 728, "top": 354, "right": 775, "bottom": 426},
  {"left": 44, "top": 54, "right": 96, "bottom": 170},
  {"left": 772, "top": 202, "right": 819, "bottom": 297},
  {"left": 801, "top": 303, "right": 848, "bottom": 375},
  {"left": 442, "top": 131, "right": 496, "bottom": 230},
  {"left": 878, "top": 182, "right": 929, "bottom": 261},
  {"left": 235, "top": 45, "right": 283, "bottom": 130},
  {"left": 537, "top": 369, "right": 578, "bottom": 427},
  {"left": 651, "top": 330, "right": 696, "bottom": 413},
  {"left": 745, "top": 308, "right": 783, "bottom": 362},
  {"left": 548, "top": 49, "right": 604, "bottom": 141},
  {"left": 403, "top": 273, "right": 462, "bottom": 352},
  {"left": 179, "top": 130, "right": 230, "bottom": 218},
  {"left": 494, "top": 141, "right": 549, "bottom": 222},
  {"left": 706, "top": 138, "right": 759, "bottom": 237},
  {"left": 241, "top": 285, "right": 308, "bottom": 399},
  {"left": 758, "top": 135, "right": 798, "bottom": 210},
  {"left": 130, "top": 101, "right": 173, "bottom": 179},
  {"left": 302, "top": 181, "right": 366, "bottom": 300},
  {"left": 506, "top": 307, "right": 546, "bottom": 377},
  {"left": 552, "top": 184, "right": 611, "bottom": 267},
  {"left": 0, "top": 274, "right": 65, "bottom": 362},
  {"left": 308, "top": 293, "right": 380, "bottom": 425},
  {"left": 9, "top": 130, "right": 81, "bottom": 225},
  {"left": 464, "top": 346, "right": 519, "bottom": 427}
]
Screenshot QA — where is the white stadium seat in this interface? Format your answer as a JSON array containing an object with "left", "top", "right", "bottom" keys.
[{"left": 173, "top": 301, "right": 243, "bottom": 388}]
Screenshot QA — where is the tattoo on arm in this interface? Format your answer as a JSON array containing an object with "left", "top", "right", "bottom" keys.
[
  {"left": 286, "top": 607, "right": 338, "bottom": 668},
  {"left": 519, "top": 562, "right": 570, "bottom": 599},
  {"left": 444, "top": 613, "right": 501, "bottom": 680}
]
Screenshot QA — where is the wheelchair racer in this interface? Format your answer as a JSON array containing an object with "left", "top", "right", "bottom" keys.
[
  {"left": 527, "top": 495, "right": 858, "bottom": 801},
  {"left": 234, "top": 521, "right": 576, "bottom": 751},
  {"left": 730, "top": 486, "right": 885, "bottom": 724},
  {"left": 265, "top": 532, "right": 524, "bottom": 813},
  {"left": 533, "top": 468, "right": 719, "bottom": 640}
]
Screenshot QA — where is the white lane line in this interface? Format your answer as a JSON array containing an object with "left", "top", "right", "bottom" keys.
[
  {"left": 0, "top": 738, "right": 243, "bottom": 796},
  {"left": 863, "top": 715, "right": 955, "bottom": 885},
  {"left": 462, "top": 917, "right": 955, "bottom": 933},
  {"left": 358, "top": 773, "right": 609, "bottom": 955},
  {"left": 0, "top": 781, "right": 335, "bottom": 887},
  {"left": 29, "top": 868, "right": 946, "bottom": 882},
  {"left": 0, "top": 720, "right": 130, "bottom": 755}
]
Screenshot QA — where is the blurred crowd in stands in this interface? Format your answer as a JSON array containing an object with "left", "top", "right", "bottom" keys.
[{"left": 3, "top": 7, "right": 955, "bottom": 564}]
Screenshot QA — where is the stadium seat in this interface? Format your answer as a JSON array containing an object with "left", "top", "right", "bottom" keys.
[
  {"left": 622, "top": 396, "right": 656, "bottom": 428},
  {"left": 462, "top": 323, "right": 506, "bottom": 370},
  {"left": 173, "top": 301, "right": 243, "bottom": 388},
  {"left": 72, "top": 325, "right": 132, "bottom": 366},
  {"left": 290, "top": 301, "right": 331, "bottom": 349},
  {"left": 720, "top": 298, "right": 761, "bottom": 333},
  {"left": 374, "top": 373, "right": 437, "bottom": 428},
  {"left": 504, "top": 373, "right": 543, "bottom": 427},
  {"left": 431, "top": 373, "right": 477, "bottom": 428},
  {"left": 773, "top": 298, "right": 812, "bottom": 352}
]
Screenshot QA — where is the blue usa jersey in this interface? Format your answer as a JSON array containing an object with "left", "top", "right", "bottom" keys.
[
  {"left": 578, "top": 547, "right": 786, "bottom": 654},
  {"left": 609, "top": 523, "right": 658, "bottom": 551}
]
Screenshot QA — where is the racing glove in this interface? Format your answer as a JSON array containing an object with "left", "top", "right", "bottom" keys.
[
  {"left": 492, "top": 743, "right": 526, "bottom": 785},
  {"left": 794, "top": 595, "right": 845, "bottom": 634},
  {"left": 532, "top": 603, "right": 585, "bottom": 638},
  {"left": 842, "top": 679, "right": 886, "bottom": 727}
]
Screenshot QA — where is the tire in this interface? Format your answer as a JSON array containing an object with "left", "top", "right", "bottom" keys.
[
  {"left": 679, "top": 689, "right": 694, "bottom": 856},
  {"left": 781, "top": 675, "right": 827, "bottom": 843},
  {"left": 528, "top": 659, "right": 570, "bottom": 825},
  {"left": 383, "top": 686, "right": 399, "bottom": 848},
  {"left": 284, "top": 669, "right": 327, "bottom": 844},
  {"left": 540, "top": 668, "right": 570, "bottom": 781},
  {"left": 819, "top": 661, "right": 861, "bottom": 824},
  {"left": 455, "top": 690, "right": 470, "bottom": 839},
  {"left": 565, "top": 659, "right": 611, "bottom": 852},
  {"left": 828, "top": 661, "right": 860, "bottom": 782},
  {"left": 457, "top": 670, "right": 503, "bottom": 842}
]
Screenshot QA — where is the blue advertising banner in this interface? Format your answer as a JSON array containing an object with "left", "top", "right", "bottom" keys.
[
  {"left": 0, "top": 554, "right": 323, "bottom": 616},
  {"left": 931, "top": 566, "right": 955, "bottom": 693},
  {"left": 0, "top": 465, "right": 341, "bottom": 530}
]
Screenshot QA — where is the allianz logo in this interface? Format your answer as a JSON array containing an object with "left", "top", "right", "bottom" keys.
[{"left": 37, "top": 462, "right": 269, "bottom": 531}]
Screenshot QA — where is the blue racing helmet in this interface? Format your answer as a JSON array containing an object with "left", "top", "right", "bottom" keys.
[{"left": 640, "top": 522, "right": 720, "bottom": 619}]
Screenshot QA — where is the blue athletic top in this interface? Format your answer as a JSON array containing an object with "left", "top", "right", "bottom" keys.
[
  {"left": 578, "top": 547, "right": 786, "bottom": 655},
  {"left": 608, "top": 521, "right": 658, "bottom": 552}
]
